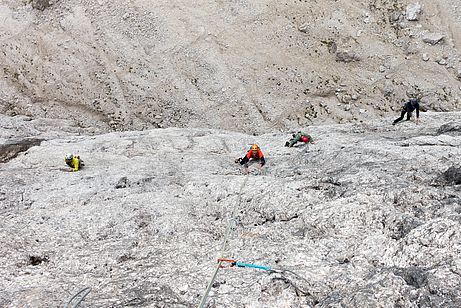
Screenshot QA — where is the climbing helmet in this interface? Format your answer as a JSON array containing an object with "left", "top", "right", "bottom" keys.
[
  {"left": 251, "top": 144, "right": 259, "bottom": 152},
  {"left": 65, "top": 153, "right": 73, "bottom": 161}
]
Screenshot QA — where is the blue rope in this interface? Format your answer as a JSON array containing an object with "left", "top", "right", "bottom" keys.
[
  {"left": 231, "top": 261, "right": 313, "bottom": 297},
  {"left": 235, "top": 261, "right": 272, "bottom": 271}
]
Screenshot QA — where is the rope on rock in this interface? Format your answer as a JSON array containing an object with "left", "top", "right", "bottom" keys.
[
  {"left": 271, "top": 267, "right": 313, "bottom": 296},
  {"left": 217, "top": 258, "right": 312, "bottom": 297},
  {"left": 198, "top": 175, "right": 249, "bottom": 308},
  {"left": 198, "top": 170, "right": 315, "bottom": 306},
  {"left": 64, "top": 287, "right": 91, "bottom": 308}
]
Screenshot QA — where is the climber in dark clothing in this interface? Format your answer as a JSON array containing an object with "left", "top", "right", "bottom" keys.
[{"left": 393, "top": 98, "right": 420, "bottom": 125}]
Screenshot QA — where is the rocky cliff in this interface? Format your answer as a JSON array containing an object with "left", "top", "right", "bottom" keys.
[
  {"left": 1, "top": 0, "right": 461, "bottom": 134},
  {"left": 1, "top": 112, "right": 460, "bottom": 307},
  {"left": 1, "top": 0, "right": 461, "bottom": 307}
]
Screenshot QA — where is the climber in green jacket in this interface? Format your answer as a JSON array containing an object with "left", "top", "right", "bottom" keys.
[{"left": 285, "top": 131, "right": 314, "bottom": 147}]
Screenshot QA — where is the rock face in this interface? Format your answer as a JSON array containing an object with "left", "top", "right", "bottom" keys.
[
  {"left": 1, "top": 0, "right": 461, "bottom": 306},
  {"left": 440, "top": 166, "right": 461, "bottom": 185},
  {"left": 0, "top": 138, "right": 43, "bottom": 163},
  {"left": 0, "top": 0, "right": 460, "bottom": 134},
  {"left": 1, "top": 112, "right": 460, "bottom": 307}
]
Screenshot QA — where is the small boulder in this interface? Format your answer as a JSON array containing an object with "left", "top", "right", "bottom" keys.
[
  {"left": 298, "top": 23, "right": 309, "bottom": 34},
  {"left": 437, "top": 58, "right": 447, "bottom": 66},
  {"left": 422, "top": 33, "right": 445, "bottom": 45},
  {"left": 390, "top": 12, "right": 401, "bottom": 22},
  {"left": 335, "top": 51, "right": 360, "bottom": 62},
  {"left": 406, "top": 3, "right": 422, "bottom": 21}
]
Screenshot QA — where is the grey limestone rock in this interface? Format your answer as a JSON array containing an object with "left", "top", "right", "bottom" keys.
[
  {"left": 0, "top": 0, "right": 460, "bottom": 131},
  {"left": 335, "top": 51, "right": 361, "bottom": 63},
  {"left": 437, "top": 121, "right": 461, "bottom": 135},
  {"left": 1, "top": 112, "right": 461, "bottom": 307},
  {"left": 1, "top": 0, "right": 461, "bottom": 304},
  {"left": 0, "top": 138, "right": 43, "bottom": 163},
  {"left": 298, "top": 23, "right": 309, "bottom": 34},
  {"left": 31, "top": 0, "right": 50, "bottom": 11},
  {"left": 440, "top": 166, "right": 461, "bottom": 185},
  {"left": 423, "top": 33, "right": 445, "bottom": 45},
  {"left": 406, "top": 3, "right": 422, "bottom": 21}
]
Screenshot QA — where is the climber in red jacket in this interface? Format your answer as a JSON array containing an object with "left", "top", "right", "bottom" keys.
[{"left": 235, "top": 144, "right": 266, "bottom": 174}]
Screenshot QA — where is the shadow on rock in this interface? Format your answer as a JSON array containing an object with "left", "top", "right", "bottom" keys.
[
  {"left": 393, "top": 266, "right": 429, "bottom": 289},
  {"left": 438, "top": 166, "right": 461, "bottom": 185},
  {"left": 0, "top": 138, "right": 43, "bottom": 163},
  {"left": 437, "top": 121, "right": 461, "bottom": 135}
]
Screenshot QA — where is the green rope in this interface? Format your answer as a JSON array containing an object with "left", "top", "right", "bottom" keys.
[
  {"left": 64, "top": 287, "right": 91, "bottom": 308},
  {"left": 198, "top": 175, "right": 248, "bottom": 308}
]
